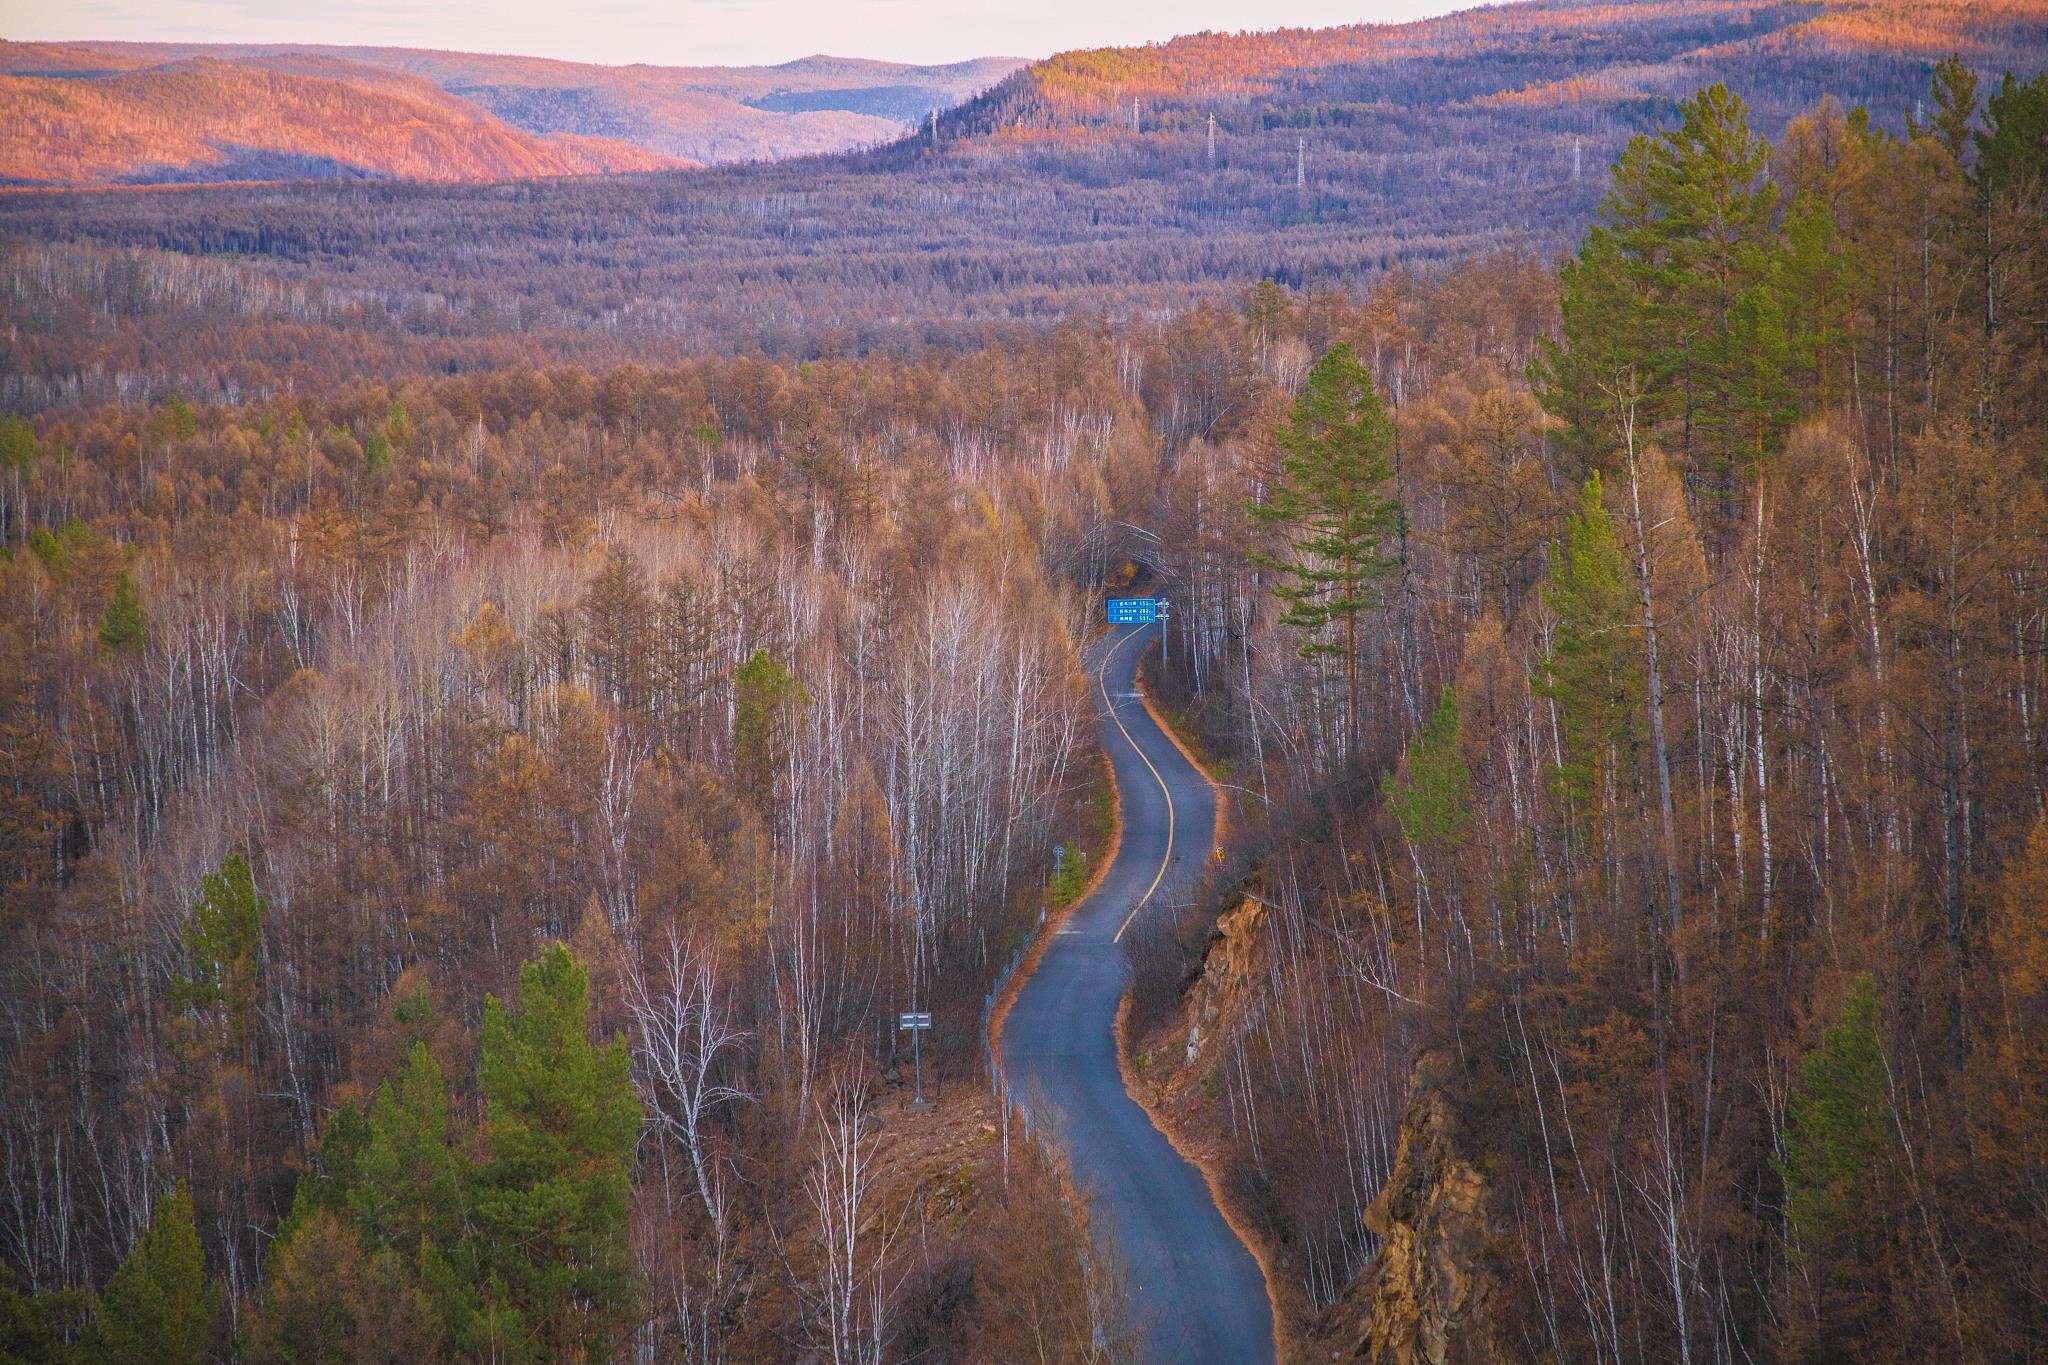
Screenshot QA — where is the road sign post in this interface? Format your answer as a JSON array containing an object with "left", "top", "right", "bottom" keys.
[
  {"left": 898, "top": 1011, "right": 934, "bottom": 1112},
  {"left": 1105, "top": 597, "right": 1168, "bottom": 625}
]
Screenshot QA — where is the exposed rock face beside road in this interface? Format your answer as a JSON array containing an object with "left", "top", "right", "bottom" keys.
[
  {"left": 1182, "top": 896, "right": 1265, "bottom": 1064},
  {"left": 1354, "top": 1061, "right": 1507, "bottom": 1365}
]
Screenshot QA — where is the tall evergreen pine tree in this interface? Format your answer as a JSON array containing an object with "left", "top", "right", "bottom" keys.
[
  {"left": 1533, "top": 474, "right": 1639, "bottom": 813},
  {"left": 91, "top": 1183, "right": 213, "bottom": 1365},
  {"left": 474, "top": 943, "right": 643, "bottom": 1358},
  {"left": 1249, "top": 341, "right": 1402, "bottom": 754}
]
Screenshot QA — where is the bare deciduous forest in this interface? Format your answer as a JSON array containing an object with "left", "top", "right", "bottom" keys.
[{"left": 2, "top": 1, "right": 2046, "bottom": 1361}]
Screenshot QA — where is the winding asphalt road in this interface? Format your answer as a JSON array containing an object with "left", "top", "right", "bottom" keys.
[{"left": 1000, "top": 623, "right": 1275, "bottom": 1364}]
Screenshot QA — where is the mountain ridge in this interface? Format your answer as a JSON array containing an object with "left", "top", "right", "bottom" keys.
[
  {"left": 0, "top": 49, "right": 688, "bottom": 187},
  {"left": 0, "top": 41, "right": 1025, "bottom": 183},
  {"left": 2, "top": 0, "right": 2044, "bottom": 393}
]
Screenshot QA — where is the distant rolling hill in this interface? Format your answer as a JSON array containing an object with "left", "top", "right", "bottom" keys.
[
  {"left": 932, "top": 0, "right": 2048, "bottom": 154},
  {"left": 952, "top": 0, "right": 2048, "bottom": 138},
  {"left": 3, "top": 0, "right": 2046, "bottom": 408},
  {"left": 0, "top": 48, "right": 685, "bottom": 187},
  {"left": 0, "top": 42, "right": 1026, "bottom": 181}
]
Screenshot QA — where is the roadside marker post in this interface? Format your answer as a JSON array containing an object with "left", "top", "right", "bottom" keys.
[{"left": 899, "top": 1011, "right": 934, "bottom": 1112}]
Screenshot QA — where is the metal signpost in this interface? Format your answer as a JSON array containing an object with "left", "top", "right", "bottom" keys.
[{"left": 898, "top": 1011, "right": 934, "bottom": 1112}]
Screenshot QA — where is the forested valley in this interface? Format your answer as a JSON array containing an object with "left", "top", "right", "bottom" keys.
[
  {"left": 6, "top": 1, "right": 2045, "bottom": 416},
  {"left": 2, "top": 32, "right": 2047, "bottom": 1365}
]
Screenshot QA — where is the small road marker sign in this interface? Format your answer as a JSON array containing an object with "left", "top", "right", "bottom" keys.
[{"left": 899, "top": 1011, "right": 934, "bottom": 1112}]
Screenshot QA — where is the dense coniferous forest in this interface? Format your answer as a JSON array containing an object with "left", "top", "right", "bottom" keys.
[{"left": 2, "top": 2, "right": 2047, "bottom": 1361}]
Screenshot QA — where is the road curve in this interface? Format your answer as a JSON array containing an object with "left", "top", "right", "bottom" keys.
[{"left": 1000, "top": 623, "right": 1275, "bottom": 1364}]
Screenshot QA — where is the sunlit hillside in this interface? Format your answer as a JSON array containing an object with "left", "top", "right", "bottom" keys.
[
  {"left": 0, "top": 41, "right": 1024, "bottom": 181},
  {"left": 0, "top": 52, "right": 682, "bottom": 187}
]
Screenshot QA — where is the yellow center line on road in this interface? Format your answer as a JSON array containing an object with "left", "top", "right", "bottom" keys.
[{"left": 1099, "top": 626, "right": 1175, "bottom": 944}]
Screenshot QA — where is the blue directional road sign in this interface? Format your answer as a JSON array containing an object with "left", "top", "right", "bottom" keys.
[{"left": 1106, "top": 597, "right": 1162, "bottom": 624}]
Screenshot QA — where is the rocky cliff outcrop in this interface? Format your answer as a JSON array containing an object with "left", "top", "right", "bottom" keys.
[
  {"left": 1182, "top": 896, "right": 1266, "bottom": 1063},
  {"left": 1351, "top": 1060, "right": 1508, "bottom": 1365}
]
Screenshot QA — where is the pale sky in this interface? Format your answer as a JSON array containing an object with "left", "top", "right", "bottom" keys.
[{"left": 2, "top": 1, "right": 1467, "bottom": 68}]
